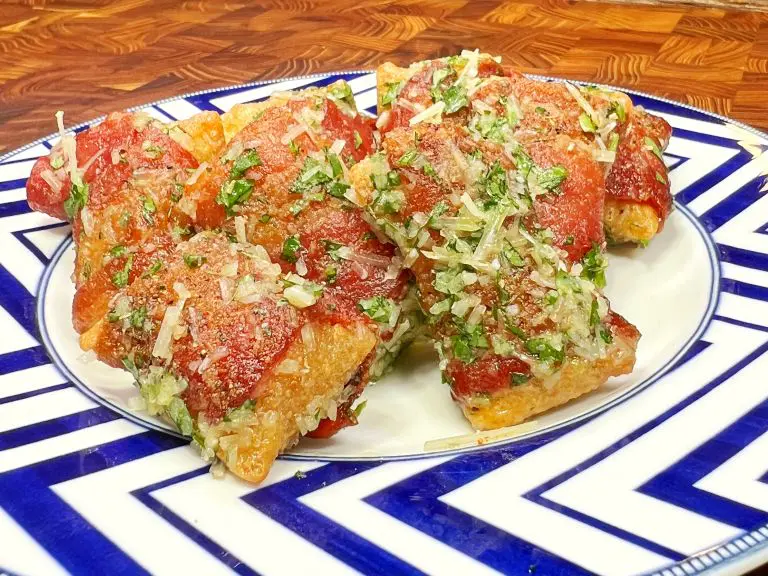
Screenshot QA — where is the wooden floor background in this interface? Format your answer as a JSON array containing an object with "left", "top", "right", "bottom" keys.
[{"left": 1, "top": 0, "right": 768, "bottom": 154}]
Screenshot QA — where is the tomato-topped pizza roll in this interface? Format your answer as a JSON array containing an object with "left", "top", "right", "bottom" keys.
[
  {"left": 604, "top": 108, "right": 673, "bottom": 244},
  {"left": 356, "top": 52, "right": 640, "bottom": 429},
  {"left": 181, "top": 82, "right": 422, "bottom": 413},
  {"left": 377, "top": 51, "right": 672, "bottom": 245},
  {"left": 80, "top": 231, "right": 378, "bottom": 483},
  {"left": 26, "top": 111, "right": 225, "bottom": 334}
]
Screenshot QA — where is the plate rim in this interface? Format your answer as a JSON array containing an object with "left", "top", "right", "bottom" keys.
[{"left": 8, "top": 69, "right": 766, "bottom": 576}]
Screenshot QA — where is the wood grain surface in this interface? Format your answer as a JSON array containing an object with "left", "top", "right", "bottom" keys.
[{"left": 1, "top": 0, "right": 768, "bottom": 155}]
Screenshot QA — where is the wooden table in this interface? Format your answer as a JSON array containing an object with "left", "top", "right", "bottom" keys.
[{"left": 1, "top": 0, "right": 767, "bottom": 154}]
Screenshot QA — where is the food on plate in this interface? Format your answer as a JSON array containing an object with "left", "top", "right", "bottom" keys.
[
  {"left": 27, "top": 82, "right": 421, "bottom": 482},
  {"left": 25, "top": 51, "right": 675, "bottom": 482},
  {"left": 357, "top": 51, "right": 640, "bottom": 429},
  {"left": 377, "top": 54, "right": 672, "bottom": 245},
  {"left": 79, "top": 231, "right": 380, "bottom": 483},
  {"left": 25, "top": 111, "right": 222, "bottom": 334}
]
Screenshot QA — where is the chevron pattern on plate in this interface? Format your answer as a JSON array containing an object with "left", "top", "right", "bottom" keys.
[{"left": 0, "top": 73, "right": 766, "bottom": 576}]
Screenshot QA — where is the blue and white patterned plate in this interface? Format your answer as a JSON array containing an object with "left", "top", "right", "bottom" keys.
[{"left": 1, "top": 71, "right": 767, "bottom": 576}]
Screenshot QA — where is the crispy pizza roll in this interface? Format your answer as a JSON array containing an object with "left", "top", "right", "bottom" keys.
[
  {"left": 166, "top": 111, "right": 226, "bottom": 163},
  {"left": 25, "top": 111, "right": 206, "bottom": 333},
  {"left": 178, "top": 81, "right": 422, "bottom": 437},
  {"left": 377, "top": 51, "right": 672, "bottom": 245},
  {"left": 358, "top": 52, "right": 640, "bottom": 430},
  {"left": 82, "top": 231, "right": 378, "bottom": 483}
]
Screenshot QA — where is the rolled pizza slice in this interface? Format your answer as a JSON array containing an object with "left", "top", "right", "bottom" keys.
[
  {"left": 377, "top": 51, "right": 672, "bottom": 245},
  {"left": 80, "top": 231, "right": 377, "bottom": 483},
  {"left": 25, "top": 110, "right": 226, "bottom": 334},
  {"left": 356, "top": 55, "right": 640, "bottom": 430},
  {"left": 180, "top": 81, "right": 423, "bottom": 436}
]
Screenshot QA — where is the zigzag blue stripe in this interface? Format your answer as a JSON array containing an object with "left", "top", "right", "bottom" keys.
[
  {"left": 721, "top": 278, "right": 768, "bottom": 303},
  {"left": 0, "top": 382, "right": 71, "bottom": 406},
  {"left": 638, "top": 399, "right": 768, "bottom": 531},
  {"left": 11, "top": 222, "right": 68, "bottom": 266},
  {"left": 243, "top": 461, "right": 428, "bottom": 576},
  {"left": 132, "top": 467, "right": 262, "bottom": 576},
  {"left": 0, "top": 178, "right": 27, "bottom": 192},
  {"left": 718, "top": 244, "right": 768, "bottom": 273},
  {"left": 525, "top": 338, "right": 768, "bottom": 556},
  {"left": 675, "top": 148, "right": 754, "bottom": 206},
  {"left": 0, "top": 406, "right": 121, "bottom": 451},
  {"left": 0, "top": 346, "right": 49, "bottom": 375},
  {"left": 699, "top": 176, "right": 765, "bottom": 232},
  {"left": 0, "top": 200, "right": 32, "bottom": 218},
  {"left": 0, "top": 432, "right": 180, "bottom": 575},
  {"left": 0, "top": 265, "right": 38, "bottom": 340},
  {"left": 365, "top": 447, "right": 589, "bottom": 576}
]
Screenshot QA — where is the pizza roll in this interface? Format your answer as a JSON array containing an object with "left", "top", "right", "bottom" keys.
[{"left": 359, "top": 52, "right": 640, "bottom": 429}]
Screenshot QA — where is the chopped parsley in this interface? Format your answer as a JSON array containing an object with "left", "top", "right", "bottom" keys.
[
  {"left": 609, "top": 101, "right": 626, "bottom": 122},
  {"left": 380, "top": 81, "right": 403, "bottom": 106},
  {"left": 281, "top": 235, "right": 302, "bottom": 263},
  {"left": 291, "top": 157, "right": 332, "bottom": 194},
  {"left": 397, "top": 149, "right": 419, "bottom": 167},
  {"left": 578, "top": 112, "right": 596, "bottom": 133},
  {"left": 111, "top": 254, "right": 133, "bottom": 288},
  {"left": 259, "top": 213, "right": 272, "bottom": 224},
  {"left": 183, "top": 254, "right": 206, "bottom": 268},
  {"left": 141, "top": 260, "right": 162, "bottom": 278},
  {"left": 216, "top": 178, "right": 254, "bottom": 216},
  {"left": 325, "top": 265, "right": 337, "bottom": 283},
  {"left": 525, "top": 337, "right": 564, "bottom": 365},
  {"left": 141, "top": 195, "right": 156, "bottom": 225},
  {"left": 50, "top": 155, "right": 64, "bottom": 170},
  {"left": 329, "top": 81, "right": 354, "bottom": 106},
  {"left": 644, "top": 136, "right": 664, "bottom": 161},
  {"left": 608, "top": 132, "right": 620, "bottom": 152},
  {"left": 354, "top": 130, "right": 363, "bottom": 150},
  {"left": 172, "top": 182, "right": 184, "bottom": 203},
  {"left": 110, "top": 245, "right": 127, "bottom": 258},
  {"left": 230, "top": 149, "right": 262, "bottom": 179},
  {"left": 357, "top": 296, "right": 397, "bottom": 324},
  {"left": 655, "top": 171, "right": 667, "bottom": 185},
  {"left": 478, "top": 161, "right": 508, "bottom": 203},
  {"left": 510, "top": 372, "right": 531, "bottom": 386},
  {"left": 129, "top": 306, "right": 147, "bottom": 330},
  {"left": 288, "top": 139, "right": 300, "bottom": 155},
  {"left": 537, "top": 165, "right": 568, "bottom": 191},
  {"left": 440, "top": 84, "right": 469, "bottom": 114},
  {"left": 581, "top": 244, "right": 607, "bottom": 289},
  {"left": 63, "top": 181, "right": 89, "bottom": 220},
  {"left": 451, "top": 319, "right": 489, "bottom": 363}
]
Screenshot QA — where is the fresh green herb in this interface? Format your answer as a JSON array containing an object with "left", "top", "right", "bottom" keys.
[
  {"left": 511, "top": 372, "right": 530, "bottom": 386},
  {"left": 230, "top": 149, "right": 262, "bottom": 179},
  {"left": 609, "top": 101, "right": 626, "bottom": 122},
  {"left": 216, "top": 178, "right": 254, "bottom": 216},
  {"left": 110, "top": 245, "right": 127, "bottom": 258},
  {"left": 505, "top": 319, "right": 527, "bottom": 341},
  {"left": 397, "top": 149, "right": 419, "bottom": 167},
  {"left": 512, "top": 146, "right": 534, "bottom": 179},
  {"left": 294, "top": 470, "right": 307, "bottom": 480},
  {"left": 118, "top": 211, "right": 131, "bottom": 228},
  {"left": 434, "top": 267, "right": 466, "bottom": 295},
  {"left": 564, "top": 235, "right": 575, "bottom": 246},
  {"left": 168, "top": 397, "right": 194, "bottom": 436},
  {"left": 427, "top": 201, "right": 449, "bottom": 228},
  {"left": 441, "top": 84, "right": 469, "bottom": 114},
  {"left": 501, "top": 243, "right": 525, "bottom": 267},
  {"left": 122, "top": 354, "right": 140, "bottom": 381},
  {"left": 259, "top": 213, "right": 272, "bottom": 224},
  {"left": 655, "top": 171, "right": 667, "bottom": 185},
  {"left": 422, "top": 162, "right": 438, "bottom": 179},
  {"left": 579, "top": 112, "right": 596, "bottom": 133},
  {"left": 142, "top": 142, "right": 164, "bottom": 159},
  {"left": 291, "top": 157, "right": 332, "bottom": 194},
  {"left": 581, "top": 244, "right": 607, "bottom": 289},
  {"left": 381, "top": 81, "right": 403, "bottom": 106},
  {"left": 590, "top": 298, "right": 600, "bottom": 327},
  {"left": 644, "top": 136, "right": 664, "bottom": 161},
  {"left": 281, "top": 235, "right": 302, "bottom": 263},
  {"left": 608, "top": 132, "right": 620, "bottom": 152},
  {"left": 50, "top": 156, "right": 64, "bottom": 170},
  {"left": 430, "top": 68, "right": 452, "bottom": 101},
  {"left": 141, "top": 195, "right": 156, "bottom": 225},
  {"left": 479, "top": 161, "right": 508, "bottom": 203},
  {"left": 525, "top": 337, "right": 564, "bottom": 364},
  {"left": 129, "top": 306, "right": 147, "bottom": 330},
  {"left": 325, "top": 265, "right": 337, "bottom": 284},
  {"left": 327, "top": 153, "right": 343, "bottom": 178},
  {"left": 535, "top": 106, "right": 547, "bottom": 115},
  {"left": 288, "top": 139, "right": 301, "bottom": 155},
  {"left": 112, "top": 254, "right": 133, "bottom": 288},
  {"left": 352, "top": 400, "right": 367, "bottom": 418},
  {"left": 63, "top": 181, "right": 89, "bottom": 220},
  {"left": 172, "top": 182, "right": 184, "bottom": 202},
  {"left": 537, "top": 165, "right": 568, "bottom": 191},
  {"left": 600, "top": 326, "right": 613, "bottom": 344},
  {"left": 142, "top": 260, "right": 162, "bottom": 278},
  {"left": 183, "top": 254, "right": 206, "bottom": 268},
  {"left": 451, "top": 320, "right": 489, "bottom": 363},
  {"left": 330, "top": 81, "right": 354, "bottom": 105},
  {"left": 358, "top": 296, "right": 397, "bottom": 324}
]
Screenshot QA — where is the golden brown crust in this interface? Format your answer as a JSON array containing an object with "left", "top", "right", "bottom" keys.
[
  {"left": 221, "top": 99, "right": 286, "bottom": 143},
  {"left": 168, "top": 111, "right": 226, "bottom": 163},
  {"left": 604, "top": 198, "right": 660, "bottom": 245},
  {"left": 216, "top": 321, "right": 377, "bottom": 483},
  {"left": 460, "top": 331, "right": 638, "bottom": 430}
]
